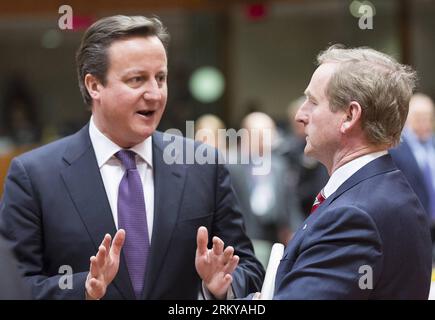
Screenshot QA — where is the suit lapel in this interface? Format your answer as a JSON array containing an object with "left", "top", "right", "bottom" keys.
[
  {"left": 142, "top": 131, "right": 186, "bottom": 299},
  {"left": 60, "top": 124, "right": 135, "bottom": 300},
  {"left": 283, "top": 155, "right": 398, "bottom": 260},
  {"left": 322, "top": 154, "right": 397, "bottom": 209}
]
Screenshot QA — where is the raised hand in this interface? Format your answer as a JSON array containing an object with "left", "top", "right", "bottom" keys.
[
  {"left": 85, "top": 229, "right": 125, "bottom": 300},
  {"left": 195, "top": 226, "right": 239, "bottom": 299}
]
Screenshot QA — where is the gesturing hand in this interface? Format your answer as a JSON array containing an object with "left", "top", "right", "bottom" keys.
[
  {"left": 85, "top": 229, "right": 125, "bottom": 300},
  {"left": 195, "top": 226, "right": 239, "bottom": 299}
]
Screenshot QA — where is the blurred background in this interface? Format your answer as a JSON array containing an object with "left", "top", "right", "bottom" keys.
[
  {"left": 0, "top": 0, "right": 434, "bottom": 148},
  {"left": 0, "top": 0, "right": 434, "bottom": 269}
]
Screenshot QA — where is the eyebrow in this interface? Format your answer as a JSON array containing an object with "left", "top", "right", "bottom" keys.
[
  {"left": 304, "top": 90, "right": 318, "bottom": 103},
  {"left": 122, "top": 68, "right": 168, "bottom": 77},
  {"left": 123, "top": 68, "right": 143, "bottom": 76}
]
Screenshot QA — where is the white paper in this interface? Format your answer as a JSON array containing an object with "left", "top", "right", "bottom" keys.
[{"left": 259, "top": 243, "right": 284, "bottom": 300}]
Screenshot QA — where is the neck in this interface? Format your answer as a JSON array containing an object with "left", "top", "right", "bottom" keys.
[
  {"left": 92, "top": 114, "right": 138, "bottom": 149},
  {"left": 328, "top": 144, "right": 386, "bottom": 175}
]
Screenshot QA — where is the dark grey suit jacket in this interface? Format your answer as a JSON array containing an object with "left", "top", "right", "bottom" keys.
[
  {"left": 0, "top": 124, "right": 264, "bottom": 299},
  {"left": 0, "top": 235, "right": 30, "bottom": 299}
]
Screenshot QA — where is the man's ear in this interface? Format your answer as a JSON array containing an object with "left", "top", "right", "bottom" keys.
[
  {"left": 84, "top": 74, "right": 102, "bottom": 101},
  {"left": 341, "top": 101, "right": 362, "bottom": 134}
]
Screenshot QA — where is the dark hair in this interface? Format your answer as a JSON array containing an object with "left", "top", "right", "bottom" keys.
[{"left": 76, "top": 15, "right": 170, "bottom": 105}]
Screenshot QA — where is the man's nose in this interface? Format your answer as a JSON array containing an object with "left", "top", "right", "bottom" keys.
[
  {"left": 143, "top": 80, "right": 161, "bottom": 100},
  {"left": 295, "top": 105, "right": 308, "bottom": 125}
]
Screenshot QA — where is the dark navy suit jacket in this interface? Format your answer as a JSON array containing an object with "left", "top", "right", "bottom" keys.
[
  {"left": 274, "top": 155, "right": 432, "bottom": 299},
  {"left": 0, "top": 124, "right": 264, "bottom": 299}
]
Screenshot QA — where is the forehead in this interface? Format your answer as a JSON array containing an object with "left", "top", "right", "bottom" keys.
[
  {"left": 106, "top": 36, "right": 167, "bottom": 68},
  {"left": 409, "top": 97, "right": 435, "bottom": 116},
  {"left": 306, "top": 63, "right": 338, "bottom": 98}
]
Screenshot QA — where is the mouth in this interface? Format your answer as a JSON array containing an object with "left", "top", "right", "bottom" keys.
[{"left": 136, "top": 110, "right": 156, "bottom": 118}]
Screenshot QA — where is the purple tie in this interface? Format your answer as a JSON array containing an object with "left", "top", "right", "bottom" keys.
[{"left": 116, "top": 150, "right": 149, "bottom": 299}]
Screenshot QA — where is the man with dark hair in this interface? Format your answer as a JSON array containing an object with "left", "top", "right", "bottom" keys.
[{"left": 0, "top": 15, "right": 264, "bottom": 300}]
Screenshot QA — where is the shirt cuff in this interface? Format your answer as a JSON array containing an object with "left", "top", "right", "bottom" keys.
[{"left": 200, "top": 281, "right": 235, "bottom": 300}]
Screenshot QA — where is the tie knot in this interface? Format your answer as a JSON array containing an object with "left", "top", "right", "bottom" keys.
[
  {"left": 316, "top": 189, "right": 326, "bottom": 203},
  {"left": 116, "top": 150, "right": 137, "bottom": 170},
  {"left": 310, "top": 189, "right": 326, "bottom": 214}
]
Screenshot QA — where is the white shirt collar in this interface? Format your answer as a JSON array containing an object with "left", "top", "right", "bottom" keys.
[
  {"left": 89, "top": 116, "right": 153, "bottom": 168},
  {"left": 323, "top": 150, "right": 388, "bottom": 198}
]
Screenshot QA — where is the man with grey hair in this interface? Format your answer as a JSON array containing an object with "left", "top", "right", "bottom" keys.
[
  {"left": 390, "top": 93, "right": 435, "bottom": 256},
  {"left": 265, "top": 45, "right": 431, "bottom": 299},
  {"left": 0, "top": 15, "right": 264, "bottom": 300}
]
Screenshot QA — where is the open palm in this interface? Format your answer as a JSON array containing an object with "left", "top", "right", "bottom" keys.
[
  {"left": 195, "top": 226, "right": 239, "bottom": 299},
  {"left": 85, "top": 229, "right": 125, "bottom": 300}
]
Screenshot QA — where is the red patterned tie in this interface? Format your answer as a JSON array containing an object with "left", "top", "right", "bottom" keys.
[{"left": 310, "top": 189, "right": 326, "bottom": 214}]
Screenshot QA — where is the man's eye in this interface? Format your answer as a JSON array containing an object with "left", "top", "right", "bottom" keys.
[
  {"left": 157, "top": 75, "right": 166, "bottom": 83},
  {"left": 128, "top": 76, "right": 144, "bottom": 84}
]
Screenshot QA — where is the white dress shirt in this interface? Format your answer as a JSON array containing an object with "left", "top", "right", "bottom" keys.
[
  {"left": 323, "top": 150, "right": 388, "bottom": 198},
  {"left": 89, "top": 117, "right": 154, "bottom": 240}
]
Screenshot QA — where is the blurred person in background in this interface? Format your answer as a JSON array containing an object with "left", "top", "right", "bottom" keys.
[
  {"left": 0, "top": 127, "right": 14, "bottom": 156},
  {"left": 226, "top": 112, "right": 303, "bottom": 267},
  {"left": 1, "top": 76, "right": 41, "bottom": 147},
  {"left": 0, "top": 78, "right": 41, "bottom": 196},
  {"left": 390, "top": 93, "right": 435, "bottom": 256},
  {"left": 194, "top": 113, "right": 226, "bottom": 152}
]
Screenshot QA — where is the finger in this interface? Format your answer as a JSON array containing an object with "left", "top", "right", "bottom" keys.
[
  {"left": 102, "top": 234, "right": 111, "bottom": 257},
  {"left": 224, "top": 255, "right": 239, "bottom": 274},
  {"left": 88, "top": 278, "right": 104, "bottom": 299},
  {"left": 223, "top": 273, "right": 233, "bottom": 288},
  {"left": 111, "top": 229, "right": 126, "bottom": 257},
  {"left": 196, "top": 226, "right": 209, "bottom": 256},
  {"left": 253, "top": 292, "right": 261, "bottom": 300},
  {"left": 96, "top": 245, "right": 107, "bottom": 269},
  {"left": 212, "top": 236, "right": 224, "bottom": 256},
  {"left": 89, "top": 256, "right": 99, "bottom": 278},
  {"left": 89, "top": 278, "right": 99, "bottom": 291},
  {"left": 223, "top": 246, "right": 234, "bottom": 261}
]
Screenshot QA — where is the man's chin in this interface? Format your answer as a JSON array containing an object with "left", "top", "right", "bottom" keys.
[
  {"left": 304, "top": 144, "right": 312, "bottom": 156},
  {"left": 138, "top": 130, "right": 154, "bottom": 141},
  {"left": 120, "top": 129, "right": 155, "bottom": 147},
  {"left": 136, "top": 124, "right": 157, "bottom": 138}
]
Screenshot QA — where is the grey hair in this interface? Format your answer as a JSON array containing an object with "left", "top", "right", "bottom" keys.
[{"left": 317, "top": 44, "right": 417, "bottom": 146}]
